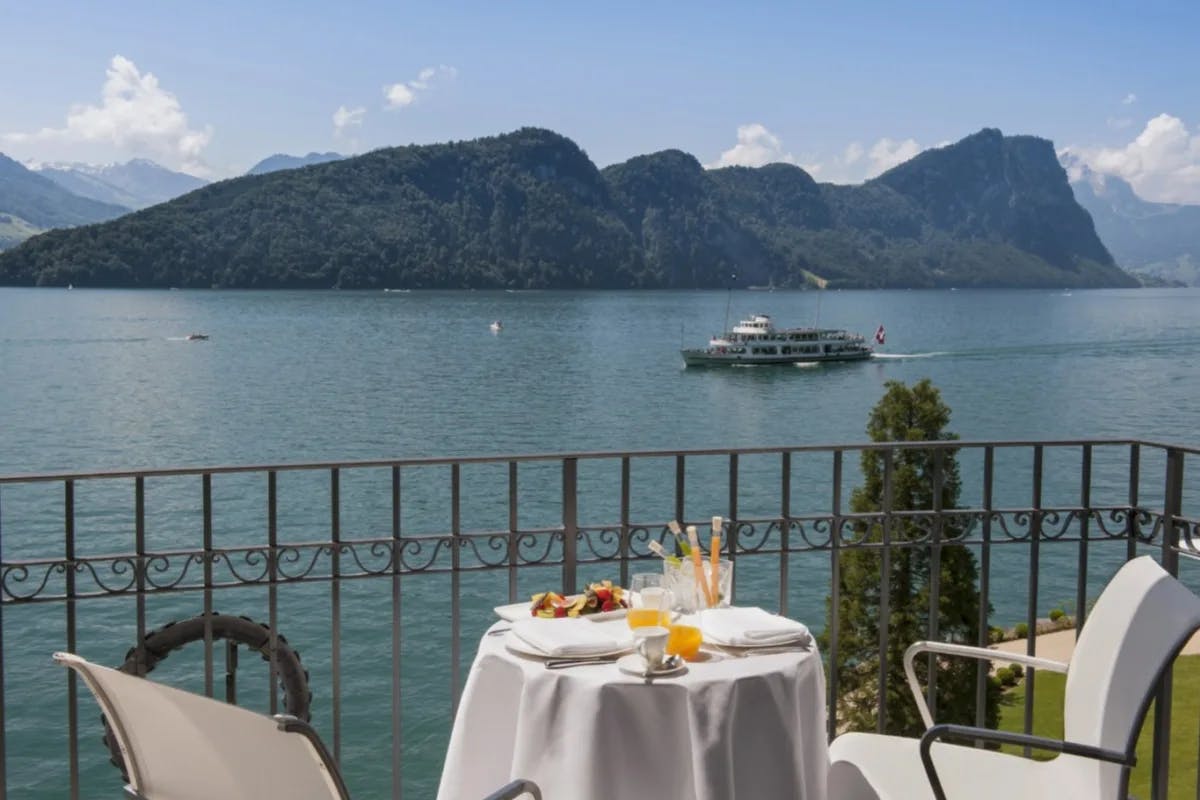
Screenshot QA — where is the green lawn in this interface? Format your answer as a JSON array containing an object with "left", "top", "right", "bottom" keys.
[{"left": 997, "top": 654, "right": 1200, "bottom": 799}]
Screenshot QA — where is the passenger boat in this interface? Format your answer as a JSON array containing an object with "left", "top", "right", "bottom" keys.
[{"left": 681, "top": 314, "right": 873, "bottom": 367}]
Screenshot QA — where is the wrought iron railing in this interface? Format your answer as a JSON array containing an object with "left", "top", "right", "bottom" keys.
[{"left": 1, "top": 439, "right": 1197, "bottom": 799}]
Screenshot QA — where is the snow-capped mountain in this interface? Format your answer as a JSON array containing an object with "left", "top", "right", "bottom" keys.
[{"left": 33, "top": 159, "right": 208, "bottom": 210}]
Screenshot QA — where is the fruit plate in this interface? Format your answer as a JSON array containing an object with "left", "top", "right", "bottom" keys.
[
  {"left": 493, "top": 597, "right": 630, "bottom": 623},
  {"left": 504, "top": 630, "right": 634, "bottom": 660}
]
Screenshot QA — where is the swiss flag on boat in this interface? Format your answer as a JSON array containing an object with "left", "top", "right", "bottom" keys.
[{"left": 874, "top": 324, "right": 886, "bottom": 345}]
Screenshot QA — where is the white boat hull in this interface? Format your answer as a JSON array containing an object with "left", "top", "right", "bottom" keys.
[{"left": 681, "top": 348, "right": 872, "bottom": 367}]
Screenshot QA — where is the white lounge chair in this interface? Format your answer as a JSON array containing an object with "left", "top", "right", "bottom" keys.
[
  {"left": 827, "top": 555, "right": 1200, "bottom": 800},
  {"left": 55, "top": 652, "right": 540, "bottom": 800}
]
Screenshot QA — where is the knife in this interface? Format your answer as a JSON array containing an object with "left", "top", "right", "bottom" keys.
[{"left": 544, "top": 656, "right": 621, "bottom": 669}]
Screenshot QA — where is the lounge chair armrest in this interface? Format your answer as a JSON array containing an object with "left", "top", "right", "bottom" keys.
[
  {"left": 274, "top": 715, "right": 352, "bottom": 800},
  {"left": 903, "top": 641, "right": 1069, "bottom": 728},
  {"left": 481, "top": 778, "right": 543, "bottom": 800},
  {"left": 918, "top": 723, "right": 1133, "bottom": 800}
]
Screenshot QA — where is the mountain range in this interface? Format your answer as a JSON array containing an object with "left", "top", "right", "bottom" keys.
[
  {"left": 33, "top": 159, "right": 208, "bottom": 210},
  {"left": 246, "top": 152, "right": 345, "bottom": 176},
  {"left": 1069, "top": 166, "right": 1200, "bottom": 287},
  {"left": 0, "top": 154, "right": 127, "bottom": 250},
  {"left": 0, "top": 127, "right": 1137, "bottom": 289}
]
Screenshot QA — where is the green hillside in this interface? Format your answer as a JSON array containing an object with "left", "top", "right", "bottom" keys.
[{"left": 0, "top": 127, "right": 1137, "bottom": 289}]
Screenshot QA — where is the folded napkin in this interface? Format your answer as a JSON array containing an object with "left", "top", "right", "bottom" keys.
[
  {"left": 509, "top": 618, "right": 629, "bottom": 658},
  {"left": 699, "top": 607, "right": 811, "bottom": 647}
]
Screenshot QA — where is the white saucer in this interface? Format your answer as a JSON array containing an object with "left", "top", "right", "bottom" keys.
[{"left": 616, "top": 653, "right": 687, "bottom": 678}]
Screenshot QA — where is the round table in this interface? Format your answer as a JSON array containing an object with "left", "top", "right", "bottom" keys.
[{"left": 437, "top": 620, "right": 829, "bottom": 800}]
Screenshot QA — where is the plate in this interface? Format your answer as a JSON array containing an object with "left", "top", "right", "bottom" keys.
[
  {"left": 616, "top": 653, "right": 687, "bottom": 678},
  {"left": 493, "top": 597, "right": 630, "bottom": 623},
  {"left": 504, "top": 630, "right": 634, "bottom": 660},
  {"left": 701, "top": 633, "right": 812, "bottom": 649},
  {"left": 700, "top": 633, "right": 811, "bottom": 652}
]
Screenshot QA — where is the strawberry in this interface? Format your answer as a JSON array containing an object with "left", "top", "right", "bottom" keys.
[
  {"left": 594, "top": 587, "right": 612, "bottom": 602},
  {"left": 601, "top": 599, "right": 616, "bottom": 612},
  {"left": 554, "top": 606, "right": 567, "bottom": 618}
]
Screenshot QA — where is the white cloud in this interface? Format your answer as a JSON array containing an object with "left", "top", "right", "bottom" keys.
[
  {"left": 805, "top": 136, "right": 925, "bottom": 183},
  {"left": 867, "top": 137, "right": 921, "bottom": 174},
  {"left": 707, "top": 123, "right": 797, "bottom": 168},
  {"left": 1122, "top": 93, "right": 1138, "bottom": 105},
  {"left": 332, "top": 105, "right": 365, "bottom": 137},
  {"left": 382, "top": 65, "right": 457, "bottom": 109},
  {"left": 409, "top": 67, "right": 436, "bottom": 90},
  {"left": 384, "top": 83, "right": 416, "bottom": 108},
  {"left": 1062, "top": 114, "right": 1200, "bottom": 203},
  {"left": 2, "top": 55, "right": 213, "bottom": 176},
  {"left": 708, "top": 126, "right": 925, "bottom": 181}
]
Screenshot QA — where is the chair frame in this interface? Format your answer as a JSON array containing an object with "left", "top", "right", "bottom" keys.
[
  {"left": 56, "top": 652, "right": 541, "bottom": 800},
  {"left": 899, "top": 628, "right": 1195, "bottom": 800},
  {"left": 481, "top": 779, "right": 544, "bottom": 800}
]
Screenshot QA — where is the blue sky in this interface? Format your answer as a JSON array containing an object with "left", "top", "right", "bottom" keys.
[{"left": 2, "top": 0, "right": 1198, "bottom": 200}]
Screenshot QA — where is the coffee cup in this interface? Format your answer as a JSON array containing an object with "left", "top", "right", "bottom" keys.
[{"left": 632, "top": 625, "right": 670, "bottom": 671}]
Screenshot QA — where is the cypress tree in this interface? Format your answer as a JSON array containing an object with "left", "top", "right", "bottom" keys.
[{"left": 826, "top": 378, "right": 999, "bottom": 735}]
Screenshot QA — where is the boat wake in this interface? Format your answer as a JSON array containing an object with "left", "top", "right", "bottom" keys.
[{"left": 872, "top": 351, "right": 948, "bottom": 360}]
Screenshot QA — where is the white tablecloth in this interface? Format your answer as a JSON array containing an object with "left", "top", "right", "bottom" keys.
[{"left": 437, "top": 620, "right": 829, "bottom": 800}]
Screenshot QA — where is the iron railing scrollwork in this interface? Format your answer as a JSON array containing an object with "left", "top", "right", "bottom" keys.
[{"left": 0, "top": 438, "right": 1196, "bottom": 800}]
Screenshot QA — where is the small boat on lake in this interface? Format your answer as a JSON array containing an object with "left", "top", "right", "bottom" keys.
[
  {"left": 681, "top": 314, "right": 873, "bottom": 367},
  {"left": 489, "top": 320, "right": 503, "bottom": 333},
  {"left": 186, "top": 333, "right": 209, "bottom": 341}
]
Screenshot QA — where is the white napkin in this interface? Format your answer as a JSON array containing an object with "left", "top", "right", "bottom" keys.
[
  {"left": 699, "top": 606, "right": 811, "bottom": 647},
  {"left": 509, "top": 618, "right": 629, "bottom": 657}
]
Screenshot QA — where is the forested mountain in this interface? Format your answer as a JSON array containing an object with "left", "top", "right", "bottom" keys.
[
  {"left": 1069, "top": 167, "right": 1200, "bottom": 287},
  {"left": 0, "top": 154, "right": 129, "bottom": 250},
  {"left": 35, "top": 159, "right": 208, "bottom": 210},
  {"left": 246, "top": 152, "right": 345, "bottom": 176},
  {"left": 0, "top": 128, "right": 1137, "bottom": 289}
]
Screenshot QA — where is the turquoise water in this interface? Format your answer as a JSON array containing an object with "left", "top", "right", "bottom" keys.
[{"left": 1, "top": 286, "right": 1199, "bottom": 798}]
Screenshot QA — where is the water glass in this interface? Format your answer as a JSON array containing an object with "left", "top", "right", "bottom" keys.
[
  {"left": 628, "top": 573, "right": 670, "bottom": 628},
  {"left": 666, "top": 624, "right": 703, "bottom": 661}
]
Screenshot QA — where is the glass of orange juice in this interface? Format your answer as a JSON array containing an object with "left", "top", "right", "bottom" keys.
[
  {"left": 628, "top": 574, "right": 670, "bottom": 629},
  {"left": 666, "top": 624, "right": 703, "bottom": 660}
]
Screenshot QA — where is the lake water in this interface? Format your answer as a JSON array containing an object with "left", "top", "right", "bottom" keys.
[{"left": 1, "top": 286, "right": 1198, "bottom": 798}]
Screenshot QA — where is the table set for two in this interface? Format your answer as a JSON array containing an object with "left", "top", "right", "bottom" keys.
[{"left": 437, "top": 529, "right": 829, "bottom": 800}]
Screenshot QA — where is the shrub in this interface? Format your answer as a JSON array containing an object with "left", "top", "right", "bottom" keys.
[
  {"left": 989, "top": 626, "right": 1005, "bottom": 644},
  {"left": 823, "top": 379, "right": 998, "bottom": 736},
  {"left": 1049, "top": 608, "right": 1065, "bottom": 622},
  {"left": 1013, "top": 622, "right": 1029, "bottom": 639},
  {"left": 996, "top": 666, "right": 1015, "bottom": 686},
  {"left": 1010, "top": 664, "right": 1024, "bottom": 680}
]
